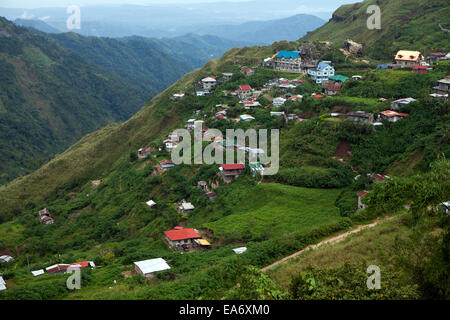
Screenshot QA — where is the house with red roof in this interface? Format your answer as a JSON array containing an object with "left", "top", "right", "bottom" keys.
[
  {"left": 379, "top": 110, "right": 409, "bottom": 122},
  {"left": 323, "top": 84, "right": 342, "bottom": 96},
  {"left": 164, "top": 227, "right": 201, "bottom": 249},
  {"left": 357, "top": 190, "right": 369, "bottom": 210},
  {"left": 412, "top": 66, "right": 429, "bottom": 74},
  {"left": 138, "top": 147, "right": 153, "bottom": 159},
  {"left": 220, "top": 164, "right": 245, "bottom": 182},
  {"left": 238, "top": 85, "right": 253, "bottom": 99},
  {"left": 38, "top": 208, "right": 54, "bottom": 225},
  {"left": 159, "top": 159, "right": 175, "bottom": 170},
  {"left": 46, "top": 264, "right": 70, "bottom": 275},
  {"left": 371, "top": 174, "right": 389, "bottom": 182}
]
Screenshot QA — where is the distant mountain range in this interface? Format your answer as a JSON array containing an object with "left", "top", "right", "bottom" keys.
[
  {"left": 10, "top": 8, "right": 325, "bottom": 45},
  {"left": 193, "top": 14, "right": 325, "bottom": 45}
]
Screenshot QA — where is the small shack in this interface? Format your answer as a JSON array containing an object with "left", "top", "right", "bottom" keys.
[{"left": 134, "top": 258, "right": 171, "bottom": 278}]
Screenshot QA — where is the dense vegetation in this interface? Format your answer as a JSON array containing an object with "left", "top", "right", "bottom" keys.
[
  {"left": 47, "top": 32, "right": 192, "bottom": 95},
  {"left": 0, "top": 17, "right": 150, "bottom": 184}
]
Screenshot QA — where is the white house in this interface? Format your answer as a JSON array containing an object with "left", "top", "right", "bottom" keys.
[
  {"left": 187, "top": 119, "right": 196, "bottom": 130},
  {"left": 0, "top": 275, "right": 6, "bottom": 291},
  {"left": 196, "top": 90, "right": 210, "bottom": 96},
  {"left": 223, "top": 73, "right": 233, "bottom": 81},
  {"left": 391, "top": 97, "right": 416, "bottom": 110},
  {"left": 173, "top": 93, "right": 185, "bottom": 99},
  {"left": 0, "top": 255, "right": 13, "bottom": 264},
  {"left": 240, "top": 114, "right": 255, "bottom": 122},
  {"left": 232, "top": 247, "right": 247, "bottom": 254},
  {"left": 31, "top": 269, "right": 45, "bottom": 277},
  {"left": 178, "top": 202, "right": 195, "bottom": 215},
  {"left": 273, "top": 97, "right": 286, "bottom": 107},
  {"left": 146, "top": 200, "right": 157, "bottom": 208},
  {"left": 358, "top": 190, "right": 369, "bottom": 210},
  {"left": 307, "top": 61, "right": 335, "bottom": 84},
  {"left": 394, "top": 50, "right": 424, "bottom": 67},
  {"left": 270, "top": 111, "right": 285, "bottom": 117},
  {"left": 134, "top": 258, "right": 171, "bottom": 276},
  {"left": 202, "top": 77, "right": 217, "bottom": 90}
]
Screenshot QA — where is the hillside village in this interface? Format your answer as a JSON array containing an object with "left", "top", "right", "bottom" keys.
[{"left": 0, "top": 0, "right": 449, "bottom": 301}]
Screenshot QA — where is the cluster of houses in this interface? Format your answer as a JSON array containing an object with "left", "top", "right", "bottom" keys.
[
  {"left": 329, "top": 109, "right": 409, "bottom": 126},
  {"left": 197, "top": 181, "right": 217, "bottom": 201},
  {"left": 31, "top": 260, "right": 96, "bottom": 278},
  {"left": 38, "top": 208, "right": 54, "bottom": 225}
]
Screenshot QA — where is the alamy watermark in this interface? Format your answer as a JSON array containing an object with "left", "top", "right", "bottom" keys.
[
  {"left": 171, "top": 125, "right": 279, "bottom": 175},
  {"left": 66, "top": 266, "right": 81, "bottom": 290},
  {"left": 66, "top": 5, "right": 81, "bottom": 30},
  {"left": 367, "top": 5, "right": 381, "bottom": 30},
  {"left": 366, "top": 265, "right": 381, "bottom": 290}
]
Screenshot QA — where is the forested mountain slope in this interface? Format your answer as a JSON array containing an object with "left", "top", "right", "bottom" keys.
[
  {"left": 47, "top": 32, "right": 192, "bottom": 95},
  {"left": 0, "top": 17, "right": 148, "bottom": 184}
]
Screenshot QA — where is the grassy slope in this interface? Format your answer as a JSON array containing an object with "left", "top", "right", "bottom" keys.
[
  {"left": 266, "top": 214, "right": 411, "bottom": 289},
  {"left": 302, "top": 0, "right": 450, "bottom": 59},
  {"left": 204, "top": 183, "right": 342, "bottom": 241}
]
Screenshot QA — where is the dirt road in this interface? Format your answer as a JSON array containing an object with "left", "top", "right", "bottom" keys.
[{"left": 261, "top": 216, "right": 392, "bottom": 272}]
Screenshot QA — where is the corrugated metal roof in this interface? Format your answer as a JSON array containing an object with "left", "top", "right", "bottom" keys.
[
  {"left": 275, "top": 51, "right": 301, "bottom": 59},
  {"left": 31, "top": 269, "right": 45, "bottom": 277},
  {"left": 232, "top": 247, "right": 247, "bottom": 254},
  {"left": 134, "top": 258, "right": 170, "bottom": 275},
  {"left": 164, "top": 228, "right": 200, "bottom": 241}
]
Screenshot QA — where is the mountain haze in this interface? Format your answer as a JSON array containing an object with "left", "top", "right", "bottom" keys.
[{"left": 194, "top": 14, "right": 326, "bottom": 45}]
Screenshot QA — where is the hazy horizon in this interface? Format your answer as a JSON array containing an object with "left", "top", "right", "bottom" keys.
[{"left": 0, "top": 0, "right": 361, "bottom": 39}]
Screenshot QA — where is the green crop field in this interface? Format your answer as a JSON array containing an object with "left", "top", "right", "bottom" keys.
[{"left": 204, "top": 183, "right": 343, "bottom": 241}]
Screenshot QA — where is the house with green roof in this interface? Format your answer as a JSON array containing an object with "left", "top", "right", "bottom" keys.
[
  {"left": 272, "top": 50, "right": 302, "bottom": 73},
  {"left": 328, "top": 75, "right": 349, "bottom": 83}
]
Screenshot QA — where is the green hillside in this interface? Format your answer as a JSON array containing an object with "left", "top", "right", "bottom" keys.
[
  {"left": 0, "top": 1, "right": 449, "bottom": 301},
  {"left": 0, "top": 17, "right": 150, "bottom": 184},
  {"left": 302, "top": 0, "right": 450, "bottom": 60},
  {"left": 47, "top": 32, "right": 192, "bottom": 95}
]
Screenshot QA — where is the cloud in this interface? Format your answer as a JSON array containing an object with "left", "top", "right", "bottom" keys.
[{"left": 19, "top": 11, "right": 35, "bottom": 20}]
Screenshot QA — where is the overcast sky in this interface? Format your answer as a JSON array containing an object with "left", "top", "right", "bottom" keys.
[
  {"left": 0, "top": 0, "right": 354, "bottom": 10},
  {"left": 1, "top": 0, "right": 255, "bottom": 8}
]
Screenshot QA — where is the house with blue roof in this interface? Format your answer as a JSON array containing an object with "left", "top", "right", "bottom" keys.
[
  {"left": 272, "top": 50, "right": 302, "bottom": 73},
  {"left": 307, "top": 61, "right": 335, "bottom": 84}
]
